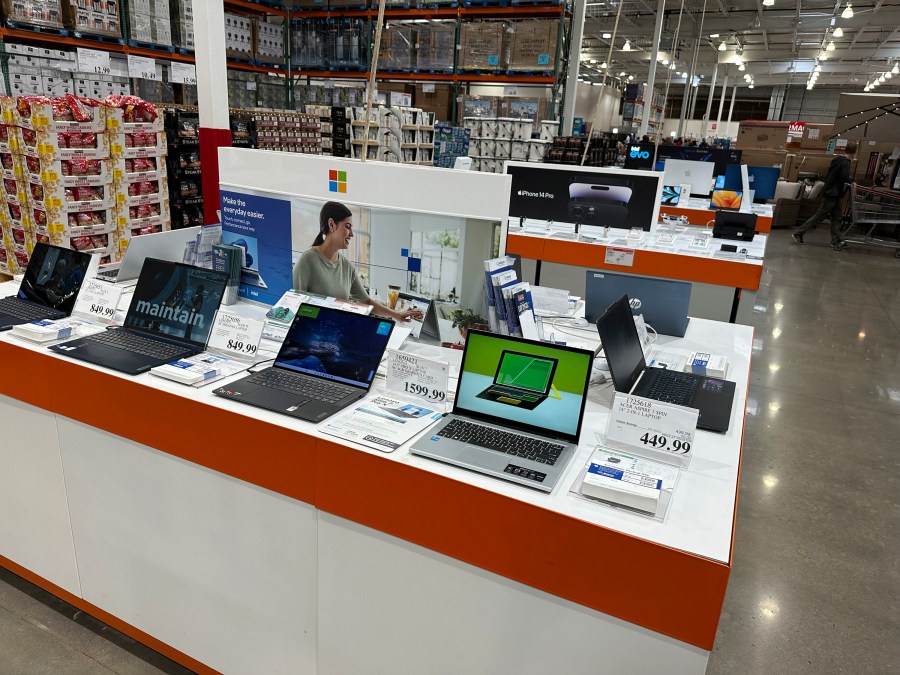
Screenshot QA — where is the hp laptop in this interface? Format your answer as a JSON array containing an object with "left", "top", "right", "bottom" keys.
[
  {"left": 596, "top": 294, "right": 735, "bottom": 432},
  {"left": 0, "top": 243, "right": 93, "bottom": 331},
  {"left": 411, "top": 331, "right": 593, "bottom": 492},
  {"left": 397, "top": 291, "right": 440, "bottom": 340},
  {"left": 49, "top": 258, "right": 228, "bottom": 374},
  {"left": 96, "top": 226, "right": 200, "bottom": 285},
  {"left": 476, "top": 350, "right": 558, "bottom": 410},
  {"left": 584, "top": 270, "right": 692, "bottom": 337},
  {"left": 713, "top": 211, "right": 757, "bottom": 242},
  {"left": 214, "top": 304, "right": 395, "bottom": 423}
]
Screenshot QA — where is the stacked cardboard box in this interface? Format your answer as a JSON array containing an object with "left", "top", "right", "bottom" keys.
[
  {"left": 458, "top": 21, "right": 506, "bottom": 72},
  {"left": 415, "top": 24, "right": 455, "bottom": 72},
  {"left": 225, "top": 12, "right": 254, "bottom": 60},
  {"left": 170, "top": 0, "right": 195, "bottom": 50},
  {"left": 253, "top": 112, "right": 322, "bottom": 154},
  {"left": 349, "top": 105, "right": 433, "bottom": 164},
  {"left": 62, "top": 0, "right": 121, "bottom": 39},
  {"left": 307, "top": 105, "right": 351, "bottom": 157},
  {"left": 735, "top": 121, "right": 790, "bottom": 151},
  {"left": 506, "top": 19, "right": 557, "bottom": 72},
  {"left": 1, "top": 0, "right": 63, "bottom": 29},
  {"left": 165, "top": 110, "right": 201, "bottom": 231},
  {"left": 432, "top": 123, "right": 469, "bottom": 168},
  {"left": 126, "top": 0, "right": 170, "bottom": 45},
  {"left": 255, "top": 19, "right": 285, "bottom": 63}
]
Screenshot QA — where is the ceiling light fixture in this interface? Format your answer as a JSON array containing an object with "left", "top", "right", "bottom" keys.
[
  {"left": 749, "top": 83, "right": 755, "bottom": 88},
  {"left": 662, "top": 59, "right": 669, "bottom": 65},
  {"left": 681, "top": 72, "right": 688, "bottom": 78},
  {"left": 710, "top": 33, "right": 720, "bottom": 39},
  {"left": 718, "top": 41, "right": 726, "bottom": 51},
  {"left": 886, "top": 71, "right": 893, "bottom": 79},
  {"left": 842, "top": 3, "right": 853, "bottom": 19},
  {"left": 623, "top": 40, "right": 631, "bottom": 51},
  {"left": 815, "top": 64, "right": 822, "bottom": 72},
  {"left": 590, "top": 59, "right": 597, "bottom": 64},
  {"left": 600, "top": 61, "right": 608, "bottom": 68},
  {"left": 833, "top": 26, "right": 844, "bottom": 37},
  {"left": 880, "top": 73, "right": 887, "bottom": 82},
  {"left": 820, "top": 51, "right": 829, "bottom": 60},
  {"left": 739, "top": 63, "right": 746, "bottom": 71},
  {"left": 602, "top": 32, "right": 612, "bottom": 39},
  {"left": 762, "top": 0, "right": 774, "bottom": 6},
  {"left": 619, "top": 71, "right": 626, "bottom": 76},
  {"left": 892, "top": 63, "right": 899, "bottom": 75},
  {"left": 628, "top": 75, "right": 634, "bottom": 80},
  {"left": 827, "top": 41, "right": 836, "bottom": 51}
]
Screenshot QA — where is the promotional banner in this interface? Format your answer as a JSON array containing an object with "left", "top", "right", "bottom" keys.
[{"left": 220, "top": 190, "right": 293, "bottom": 305}]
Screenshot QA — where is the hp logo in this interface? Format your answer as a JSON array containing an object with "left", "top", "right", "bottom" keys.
[{"left": 629, "top": 297, "right": 642, "bottom": 310}]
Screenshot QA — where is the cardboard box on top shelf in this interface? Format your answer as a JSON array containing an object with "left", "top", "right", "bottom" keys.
[
  {"left": 458, "top": 21, "right": 507, "bottom": 71},
  {"left": 414, "top": 84, "right": 452, "bottom": 121},
  {"left": 507, "top": 19, "right": 558, "bottom": 72},
  {"left": 738, "top": 148, "right": 788, "bottom": 169},
  {"left": 736, "top": 120, "right": 790, "bottom": 151}
]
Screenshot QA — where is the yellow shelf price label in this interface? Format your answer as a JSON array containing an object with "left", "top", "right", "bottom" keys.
[
  {"left": 41, "top": 170, "right": 59, "bottom": 182},
  {"left": 33, "top": 115, "right": 49, "bottom": 127},
  {"left": 113, "top": 168, "right": 123, "bottom": 180},
  {"left": 107, "top": 118, "right": 119, "bottom": 129},
  {"left": 48, "top": 222, "right": 65, "bottom": 234},
  {"left": 116, "top": 193, "right": 126, "bottom": 204},
  {"left": 47, "top": 197, "right": 62, "bottom": 208}
]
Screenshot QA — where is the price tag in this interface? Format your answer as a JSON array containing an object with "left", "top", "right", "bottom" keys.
[
  {"left": 77, "top": 48, "right": 111, "bottom": 75},
  {"left": 206, "top": 310, "right": 264, "bottom": 360},
  {"left": 385, "top": 349, "right": 450, "bottom": 411},
  {"left": 170, "top": 61, "right": 197, "bottom": 85},
  {"left": 604, "top": 247, "right": 635, "bottom": 267},
  {"left": 127, "top": 55, "right": 158, "bottom": 80},
  {"left": 605, "top": 392, "right": 698, "bottom": 468},
  {"left": 73, "top": 279, "right": 123, "bottom": 325},
  {"left": 503, "top": 86, "right": 518, "bottom": 96},
  {"left": 422, "top": 83, "right": 435, "bottom": 93}
]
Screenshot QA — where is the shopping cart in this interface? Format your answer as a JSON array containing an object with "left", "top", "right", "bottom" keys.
[{"left": 844, "top": 184, "right": 900, "bottom": 257}]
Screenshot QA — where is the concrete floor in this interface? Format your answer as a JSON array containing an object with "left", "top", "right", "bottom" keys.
[{"left": 0, "top": 228, "right": 898, "bottom": 673}]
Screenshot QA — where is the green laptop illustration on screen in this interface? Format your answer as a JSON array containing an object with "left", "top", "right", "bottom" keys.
[{"left": 476, "top": 350, "right": 559, "bottom": 410}]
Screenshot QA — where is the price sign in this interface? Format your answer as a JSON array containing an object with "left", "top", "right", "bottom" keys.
[
  {"left": 422, "top": 83, "right": 435, "bottom": 93},
  {"left": 604, "top": 247, "right": 635, "bottom": 267},
  {"left": 127, "top": 55, "right": 158, "bottom": 81},
  {"left": 605, "top": 392, "right": 698, "bottom": 468},
  {"left": 77, "top": 48, "right": 111, "bottom": 75},
  {"left": 72, "top": 279, "right": 123, "bottom": 325},
  {"left": 170, "top": 61, "right": 197, "bottom": 85},
  {"left": 386, "top": 349, "right": 450, "bottom": 411},
  {"left": 207, "top": 310, "right": 264, "bottom": 360}
]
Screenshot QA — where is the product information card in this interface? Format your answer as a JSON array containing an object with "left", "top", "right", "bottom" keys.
[
  {"left": 207, "top": 310, "right": 264, "bottom": 360},
  {"left": 385, "top": 349, "right": 451, "bottom": 412},
  {"left": 73, "top": 279, "right": 123, "bottom": 324},
  {"left": 605, "top": 392, "right": 698, "bottom": 468},
  {"left": 321, "top": 395, "right": 444, "bottom": 453}
]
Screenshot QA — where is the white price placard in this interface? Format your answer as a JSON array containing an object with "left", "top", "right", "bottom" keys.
[
  {"left": 422, "top": 83, "right": 435, "bottom": 93},
  {"left": 385, "top": 349, "right": 450, "bottom": 410},
  {"left": 77, "top": 48, "right": 111, "bottom": 75},
  {"left": 128, "top": 55, "right": 158, "bottom": 80},
  {"left": 207, "top": 310, "right": 264, "bottom": 359},
  {"left": 170, "top": 61, "right": 197, "bottom": 85},
  {"left": 72, "top": 279, "right": 123, "bottom": 324},
  {"left": 605, "top": 392, "right": 698, "bottom": 468},
  {"left": 604, "top": 247, "right": 635, "bottom": 267}
]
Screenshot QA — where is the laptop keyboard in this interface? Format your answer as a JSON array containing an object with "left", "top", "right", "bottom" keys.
[
  {"left": 247, "top": 369, "right": 358, "bottom": 404},
  {"left": 646, "top": 370, "right": 700, "bottom": 405},
  {"left": 0, "top": 297, "right": 57, "bottom": 321},
  {"left": 96, "top": 268, "right": 119, "bottom": 281},
  {"left": 437, "top": 418, "right": 565, "bottom": 465},
  {"left": 87, "top": 330, "right": 188, "bottom": 361}
]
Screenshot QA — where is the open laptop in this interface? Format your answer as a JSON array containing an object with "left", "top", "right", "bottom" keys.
[
  {"left": 95, "top": 226, "right": 200, "bottom": 285},
  {"left": 596, "top": 294, "right": 735, "bottom": 432},
  {"left": 214, "top": 304, "right": 395, "bottom": 423},
  {"left": 411, "top": 331, "right": 593, "bottom": 492},
  {"left": 49, "top": 258, "right": 228, "bottom": 374},
  {"left": 584, "top": 270, "right": 692, "bottom": 337},
  {"left": 476, "top": 350, "right": 558, "bottom": 410},
  {"left": 396, "top": 291, "right": 440, "bottom": 341},
  {"left": 713, "top": 211, "right": 757, "bottom": 241},
  {"left": 661, "top": 185, "right": 682, "bottom": 206},
  {"left": 0, "top": 243, "right": 93, "bottom": 331},
  {"left": 709, "top": 189, "right": 743, "bottom": 210}
]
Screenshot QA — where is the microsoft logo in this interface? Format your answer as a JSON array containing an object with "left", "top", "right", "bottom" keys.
[{"left": 328, "top": 170, "right": 347, "bottom": 193}]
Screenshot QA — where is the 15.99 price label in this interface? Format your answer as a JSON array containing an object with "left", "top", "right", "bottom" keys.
[{"left": 386, "top": 349, "right": 450, "bottom": 411}]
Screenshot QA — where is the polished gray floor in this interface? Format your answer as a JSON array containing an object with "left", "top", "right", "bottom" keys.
[{"left": 0, "top": 229, "right": 898, "bottom": 674}]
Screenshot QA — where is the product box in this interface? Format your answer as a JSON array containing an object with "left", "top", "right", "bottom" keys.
[
  {"left": 685, "top": 352, "right": 728, "bottom": 379},
  {"left": 34, "top": 204, "right": 116, "bottom": 246},
  {"left": 18, "top": 99, "right": 106, "bottom": 133},
  {"left": 507, "top": 19, "right": 558, "bottom": 72},
  {"left": 32, "top": 180, "right": 115, "bottom": 211},
  {"left": 27, "top": 156, "right": 117, "bottom": 186},
  {"left": 415, "top": 24, "right": 455, "bottom": 72},
  {"left": 22, "top": 127, "right": 112, "bottom": 161},
  {"left": 2, "top": 0, "right": 64, "bottom": 28},
  {"left": 379, "top": 25, "right": 414, "bottom": 70},
  {"left": 458, "top": 21, "right": 506, "bottom": 71},
  {"left": 736, "top": 121, "right": 790, "bottom": 151}
]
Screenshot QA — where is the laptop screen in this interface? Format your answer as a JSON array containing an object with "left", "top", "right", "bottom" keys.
[
  {"left": 275, "top": 304, "right": 394, "bottom": 389},
  {"left": 455, "top": 331, "right": 592, "bottom": 442},
  {"left": 595, "top": 294, "right": 647, "bottom": 394},
  {"left": 123, "top": 258, "right": 228, "bottom": 348},
  {"left": 17, "top": 243, "right": 92, "bottom": 314},
  {"left": 710, "top": 189, "right": 743, "bottom": 210}
]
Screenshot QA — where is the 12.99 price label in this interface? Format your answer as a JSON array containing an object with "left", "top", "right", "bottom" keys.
[{"left": 386, "top": 349, "right": 450, "bottom": 410}]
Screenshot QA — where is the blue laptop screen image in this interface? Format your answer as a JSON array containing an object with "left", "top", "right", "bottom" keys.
[
  {"left": 724, "top": 165, "right": 781, "bottom": 200},
  {"left": 124, "top": 259, "right": 228, "bottom": 344},
  {"left": 456, "top": 332, "right": 591, "bottom": 438},
  {"left": 275, "top": 304, "right": 394, "bottom": 388},
  {"left": 18, "top": 243, "right": 91, "bottom": 314}
]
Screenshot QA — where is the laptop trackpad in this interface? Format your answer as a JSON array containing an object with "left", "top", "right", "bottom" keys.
[{"left": 460, "top": 448, "right": 505, "bottom": 466}]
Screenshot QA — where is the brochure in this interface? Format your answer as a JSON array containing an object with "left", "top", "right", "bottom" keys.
[
  {"left": 150, "top": 352, "right": 249, "bottom": 386},
  {"left": 574, "top": 447, "right": 680, "bottom": 517},
  {"left": 320, "top": 395, "right": 445, "bottom": 453},
  {"left": 10, "top": 317, "right": 105, "bottom": 343}
]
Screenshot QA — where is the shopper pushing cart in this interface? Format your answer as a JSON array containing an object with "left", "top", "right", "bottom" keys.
[{"left": 792, "top": 144, "right": 856, "bottom": 250}]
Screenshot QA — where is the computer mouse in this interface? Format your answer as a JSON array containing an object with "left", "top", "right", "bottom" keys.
[{"left": 572, "top": 317, "right": 589, "bottom": 328}]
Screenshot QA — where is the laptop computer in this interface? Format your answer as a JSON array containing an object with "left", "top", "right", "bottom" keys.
[
  {"left": 713, "top": 211, "right": 757, "bottom": 241},
  {"left": 95, "top": 226, "right": 200, "bottom": 285},
  {"left": 661, "top": 185, "right": 682, "bottom": 206},
  {"left": 214, "top": 304, "right": 395, "bottom": 423},
  {"left": 49, "top": 258, "right": 228, "bottom": 374},
  {"left": 0, "top": 243, "right": 93, "bottom": 331},
  {"left": 709, "top": 189, "right": 743, "bottom": 210},
  {"left": 396, "top": 291, "right": 440, "bottom": 340},
  {"left": 411, "top": 331, "right": 593, "bottom": 492},
  {"left": 596, "top": 294, "right": 735, "bottom": 432},
  {"left": 584, "top": 270, "right": 692, "bottom": 337},
  {"left": 662, "top": 159, "right": 716, "bottom": 197},
  {"left": 476, "top": 350, "right": 558, "bottom": 410}
]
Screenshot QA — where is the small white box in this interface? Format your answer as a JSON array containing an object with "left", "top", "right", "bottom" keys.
[{"left": 684, "top": 352, "right": 729, "bottom": 379}]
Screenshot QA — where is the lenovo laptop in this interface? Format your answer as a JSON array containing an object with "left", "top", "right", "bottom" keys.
[
  {"left": 713, "top": 211, "right": 757, "bottom": 242},
  {"left": 0, "top": 243, "right": 93, "bottom": 331},
  {"left": 214, "top": 304, "right": 395, "bottom": 423},
  {"left": 96, "top": 226, "right": 200, "bottom": 285},
  {"left": 584, "top": 270, "right": 692, "bottom": 337},
  {"left": 411, "top": 331, "right": 593, "bottom": 492},
  {"left": 49, "top": 258, "right": 228, "bottom": 374},
  {"left": 596, "top": 294, "right": 735, "bottom": 432},
  {"left": 396, "top": 291, "right": 440, "bottom": 341},
  {"left": 476, "top": 350, "right": 558, "bottom": 410}
]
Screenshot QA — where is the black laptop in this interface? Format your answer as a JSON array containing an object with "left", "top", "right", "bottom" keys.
[
  {"left": 596, "top": 294, "right": 736, "bottom": 432},
  {"left": 0, "top": 243, "right": 93, "bottom": 330},
  {"left": 713, "top": 211, "right": 757, "bottom": 241},
  {"left": 214, "top": 304, "right": 395, "bottom": 423},
  {"left": 49, "top": 258, "right": 228, "bottom": 375}
]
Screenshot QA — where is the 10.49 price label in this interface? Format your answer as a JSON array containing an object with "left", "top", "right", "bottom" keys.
[{"left": 386, "top": 349, "right": 450, "bottom": 411}]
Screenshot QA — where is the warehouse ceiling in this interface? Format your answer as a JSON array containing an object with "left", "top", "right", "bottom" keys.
[{"left": 578, "top": 0, "right": 900, "bottom": 92}]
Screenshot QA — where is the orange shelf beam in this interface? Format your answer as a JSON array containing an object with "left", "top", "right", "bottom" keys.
[{"left": 225, "top": 0, "right": 289, "bottom": 17}]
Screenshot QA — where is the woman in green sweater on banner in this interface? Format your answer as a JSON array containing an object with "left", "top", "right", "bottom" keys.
[{"left": 293, "top": 201, "right": 422, "bottom": 322}]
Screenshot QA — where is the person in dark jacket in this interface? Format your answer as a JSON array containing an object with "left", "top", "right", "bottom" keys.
[{"left": 792, "top": 145, "right": 856, "bottom": 249}]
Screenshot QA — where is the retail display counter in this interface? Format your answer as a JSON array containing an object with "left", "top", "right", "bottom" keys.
[
  {"left": 0, "top": 281, "right": 751, "bottom": 674},
  {"left": 660, "top": 198, "right": 774, "bottom": 233}
]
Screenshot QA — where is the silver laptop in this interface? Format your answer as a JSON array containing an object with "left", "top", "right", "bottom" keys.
[
  {"left": 96, "top": 226, "right": 200, "bottom": 285},
  {"left": 584, "top": 270, "right": 692, "bottom": 337},
  {"left": 411, "top": 330, "right": 593, "bottom": 493},
  {"left": 397, "top": 291, "right": 440, "bottom": 341}
]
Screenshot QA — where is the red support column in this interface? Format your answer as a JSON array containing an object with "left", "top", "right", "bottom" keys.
[{"left": 199, "top": 128, "right": 232, "bottom": 224}]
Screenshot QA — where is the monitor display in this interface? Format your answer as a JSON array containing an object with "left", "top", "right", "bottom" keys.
[
  {"left": 661, "top": 185, "right": 682, "bottom": 206},
  {"left": 623, "top": 143, "right": 655, "bottom": 170},
  {"left": 124, "top": 259, "right": 228, "bottom": 346},
  {"left": 275, "top": 304, "right": 394, "bottom": 388},
  {"left": 654, "top": 147, "right": 743, "bottom": 175},
  {"left": 723, "top": 165, "right": 781, "bottom": 201},
  {"left": 663, "top": 159, "right": 716, "bottom": 197},
  {"left": 455, "top": 331, "right": 592, "bottom": 440},
  {"left": 17, "top": 243, "right": 92, "bottom": 314}
]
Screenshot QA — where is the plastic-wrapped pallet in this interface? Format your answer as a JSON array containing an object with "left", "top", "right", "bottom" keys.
[
  {"left": 292, "top": 19, "right": 325, "bottom": 69},
  {"left": 1, "top": 0, "right": 64, "bottom": 30},
  {"left": 255, "top": 18, "right": 285, "bottom": 63},
  {"left": 379, "top": 25, "right": 414, "bottom": 70},
  {"left": 506, "top": 19, "right": 558, "bottom": 73},
  {"left": 458, "top": 21, "right": 507, "bottom": 72},
  {"left": 415, "top": 23, "right": 455, "bottom": 72},
  {"left": 62, "top": 0, "right": 122, "bottom": 39}
]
